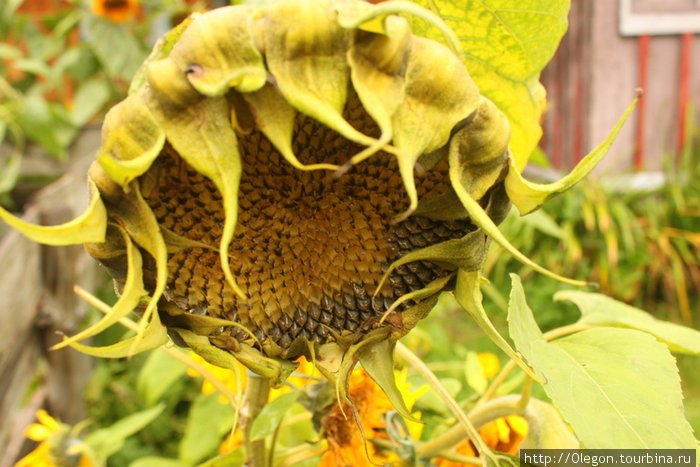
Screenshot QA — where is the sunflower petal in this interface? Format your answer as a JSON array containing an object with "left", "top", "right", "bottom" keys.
[
  {"left": 390, "top": 37, "right": 481, "bottom": 220},
  {"left": 377, "top": 230, "right": 486, "bottom": 294},
  {"left": 454, "top": 269, "right": 539, "bottom": 381},
  {"left": 97, "top": 91, "right": 165, "bottom": 189},
  {"left": 358, "top": 339, "right": 421, "bottom": 423},
  {"left": 334, "top": 0, "right": 461, "bottom": 53},
  {"left": 0, "top": 178, "right": 106, "bottom": 245},
  {"left": 145, "top": 58, "right": 245, "bottom": 300},
  {"left": 505, "top": 98, "right": 637, "bottom": 215},
  {"left": 169, "top": 6, "right": 266, "bottom": 96},
  {"left": 449, "top": 97, "right": 510, "bottom": 201},
  {"left": 52, "top": 225, "right": 146, "bottom": 351},
  {"left": 257, "top": 0, "right": 376, "bottom": 150},
  {"left": 243, "top": 84, "right": 338, "bottom": 171},
  {"left": 449, "top": 140, "right": 590, "bottom": 287},
  {"left": 62, "top": 307, "right": 168, "bottom": 358}
]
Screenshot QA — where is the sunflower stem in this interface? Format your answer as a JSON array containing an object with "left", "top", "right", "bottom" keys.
[
  {"left": 417, "top": 395, "right": 525, "bottom": 458},
  {"left": 395, "top": 342, "right": 492, "bottom": 463},
  {"left": 242, "top": 373, "right": 271, "bottom": 465}
]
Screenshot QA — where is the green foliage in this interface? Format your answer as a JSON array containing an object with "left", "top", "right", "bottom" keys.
[
  {"left": 0, "top": 0, "right": 197, "bottom": 206},
  {"left": 508, "top": 274, "right": 697, "bottom": 449}
]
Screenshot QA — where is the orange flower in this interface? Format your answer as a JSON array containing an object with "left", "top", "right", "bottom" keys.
[
  {"left": 90, "top": 0, "right": 139, "bottom": 23},
  {"left": 15, "top": 410, "right": 91, "bottom": 467},
  {"left": 434, "top": 415, "right": 528, "bottom": 467},
  {"left": 319, "top": 368, "right": 426, "bottom": 467}
]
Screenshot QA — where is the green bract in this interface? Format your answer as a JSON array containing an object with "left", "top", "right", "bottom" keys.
[{"left": 1, "top": 0, "right": 634, "bottom": 410}]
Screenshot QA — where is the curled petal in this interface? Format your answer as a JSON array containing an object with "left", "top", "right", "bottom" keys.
[{"left": 0, "top": 178, "right": 106, "bottom": 245}]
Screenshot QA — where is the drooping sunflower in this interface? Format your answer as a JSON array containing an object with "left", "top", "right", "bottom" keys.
[{"left": 0, "top": 0, "right": 634, "bottom": 407}]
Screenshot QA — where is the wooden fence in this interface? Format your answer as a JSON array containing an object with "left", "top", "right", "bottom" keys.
[{"left": 0, "top": 128, "right": 104, "bottom": 466}]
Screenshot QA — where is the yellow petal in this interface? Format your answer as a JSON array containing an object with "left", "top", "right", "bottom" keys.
[
  {"left": 256, "top": 0, "right": 376, "bottom": 151},
  {"left": 146, "top": 58, "right": 245, "bottom": 301},
  {"left": 15, "top": 442, "right": 52, "bottom": 467},
  {"left": 35, "top": 409, "right": 59, "bottom": 431},
  {"left": 24, "top": 424, "right": 53, "bottom": 442},
  {"left": 0, "top": 178, "right": 106, "bottom": 245},
  {"left": 62, "top": 307, "right": 168, "bottom": 358},
  {"left": 243, "top": 84, "right": 338, "bottom": 171},
  {"left": 505, "top": 98, "right": 637, "bottom": 215},
  {"left": 52, "top": 225, "right": 146, "bottom": 351},
  {"left": 97, "top": 90, "right": 165, "bottom": 189},
  {"left": 168, "top": 6, "right": 266, "bottom": 96}
]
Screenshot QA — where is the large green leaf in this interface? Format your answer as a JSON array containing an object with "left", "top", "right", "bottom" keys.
[
  {"left": 137, "top": 348, "right": 190, "bottom": 406},
  {"left": 555, "top": 290, "right": 700, "bottom": 355},
  {"left": 85, "top": 403, "right": 166, "bottom": 459},
  {"left": 250, "top": 391, "right": 301, "bottom": 441},
  {"left": 412, "top": 0, "right": 570, "bottom": 169},
  {"left": 179, "top": 392, "right": 235, "bottom": 465},
  {"left": 508, "top": 275, "right": 697, "bottom": 449}
]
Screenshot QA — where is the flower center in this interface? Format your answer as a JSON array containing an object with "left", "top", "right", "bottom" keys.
[{"left": 144, "top": 93, "right": 472, "bottom": 356}]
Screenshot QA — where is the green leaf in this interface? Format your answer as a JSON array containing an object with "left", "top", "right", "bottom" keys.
[
  {"left": 180, "top": 392, "right": 235, "bottom": 465},
  {"left": 0, "top": 178, "right": 106, "bottom": 245},
  {"left": 413, "top": 0, "right": 570, "bottom": 169},
  {"left": 0, "top": 43, "right": 21, "bottom": 59},
  {"left": 508, "top": 274, "right": 697, "bottom": 449},
  {"left": 250, "top": 391, "right": 300, "bottom": 441},
  {"left": 196, "top": 450, "right": 243, "bottom": 467},
  {"left": 555, "top": 290, "right": 700, "bottom": 355},
  {"left": 520, "top": 397, "right": 579, "bottom": 449},
  {"left": 129, "top": 458, "right": 189, "bottom": 467},
  {"left": 359, "top": 339, "right": 420, "bottom": 423},
  {"left": 70, "top": 78, "right": 111, "bottom": 126},
  {"left": 14, "top": 93, "right": 67, "bottom": 158},
  {"left": 505, "top": 98, "right": 637, "bottom": 214},
  {"left": 85, "top": 403, "right": 165, "bottom": 458},
  {"left": 137, "top": 348, "right": 189, "bottom": 406},
  {"left": 89, "top": 19, "right": 146, "bottom": 81}
]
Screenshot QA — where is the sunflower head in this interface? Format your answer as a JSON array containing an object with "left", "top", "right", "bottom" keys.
[
  {"left": 1, "top": 0, "right": 630, "bottom": 415},
  {"left": 71, "top": 0, "right": 514, "bottom": 391}
]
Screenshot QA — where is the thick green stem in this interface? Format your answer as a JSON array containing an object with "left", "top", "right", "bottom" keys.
[
  {"left": 242, "top": 373, "right": 271, "bottom": 466},
  {"left": 418, "top": 323, "right": 590, "bottom": 458}
]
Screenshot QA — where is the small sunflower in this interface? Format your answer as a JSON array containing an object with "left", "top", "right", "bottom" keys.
[
  {"left": 90, "top": 0, "right": 140, "bottom": 23},
  {"left": 16, "top": 410, "right": 91, "bottom": 467},
  {"left": 434, "top": 415, "right": 528, "bottom": 467}
]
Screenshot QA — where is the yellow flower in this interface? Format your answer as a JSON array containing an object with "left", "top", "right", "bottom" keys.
[
  {"left": 90, "top": 0, "right": 140, "bottom": 23},
  {"left": 15, "top": 410, "right": 91, "bottom": 467},
  {"left": 434, "top": 415, "right": 528, "bottom": 467},
  {"left": 478, "top": 352, "right": 501, "bottom": 380}
]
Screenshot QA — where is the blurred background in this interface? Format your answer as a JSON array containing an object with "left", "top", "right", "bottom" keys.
[{"left": 0, "top": 0, "right": 698, "bottom": 465}]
